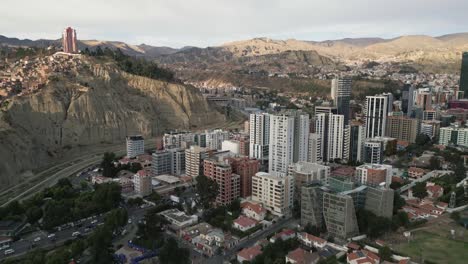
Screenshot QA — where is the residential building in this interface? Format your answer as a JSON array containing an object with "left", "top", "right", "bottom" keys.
[
  {"left": 420, "top": 120, "right": 441, "bottom": 139},
  {"left": 163, "top": 131, "right": 196, "bottom": 149},
  {"left": 269, "top": 229, "right": 296, "bottom": 243},
  {"left": 159, "top": 209, "right": 198, "bottom": 229},
  {"left": 221, "top": 140, "right": 240, "bottom": 154},
  {"left": 347, "top": 250, "right": 380, "bottom": 264},
  {"left": 126, "top": 135, "right": 144, "bottom": 158},
  {"left": 288, "top": 162, "right": 330, "bottom": 197},
  {"left": 286, "top": 248, "right": 320, "bottom": 264},
  {"left": 237, "top": 245, "right": 262, "bottom": 263},
  {"left": 269, "top": 113, "right": 295, "bottom": 175},
  {"left": 355, "top": 164, "right": 392, "bottom": 188},
  {"left": 297, "top": 232, "right": 327, "bottom": 249},
  {"left": 327, "top": 114, "right": 345, "bottom": 161},
  {"left": 439, "top": 126, "right": 468, "bottom": 147},
  {"left": 364, "top": 95, "right": 389, "bottom": 138},
  {"left": 362, "top": 140, "right": 383, "bottom": 164},
  {"left": 323, "top": 192, "right": 359, "bottom": 240},
  {"left": 206, "top": 129, "right": 230, "bottom": 150},
  {"left": 408, "top": 167, "right": 427, "bottom": 179},
  {"left": 62, "top": 27, "right": 77, "bottom": 53},
  {"left": 204, "top": 158, "right": 240, "bottom": 206},
  {"left": 233, "top": 216, "right": 257, "bottom": 232},
  {"left": 252, "top": 172, "right": 294, "bottom": 216},
  {"left": 241, "top": 201, "right": 267, "bottom": 221},
  {"left": 331, "top": 77, "right": 352, "bottom": 124},
  {"left": 226, "top": 157, "right": 260, "bottom": 197},
  {"left": 385, "top": 116, "right": 420, "bottom": 143},
  {"left": 134, "top": 169, "right": 152, "bottom": 196},
  {"left": 185, "top": 146, "right": 209, "bottom": 178},
  {"left": 249, "top": 113, "right": 270, "bottom": 161},
  {"left": 315, "top": 106, "right": 337, "bottom": 161},
  {"left": 151, "top": 150, "right": 172, "bottom": 176},
  {"left": 308, "top": 133, "right": 322, "bottom": 163}
]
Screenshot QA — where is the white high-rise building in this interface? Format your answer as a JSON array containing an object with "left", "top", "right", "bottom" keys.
[
  {"left": 327, "top": 114, "right": 345, "bottom": 161},
  {"left": 365, "top": 95, "right": 389, "bottom": 138},
  {"left": 308, "top": 133, "right": 322, "bottom": 163},
  {"left": 268, "top": 111, "right": 309, "bottom": 175},
  {"left": 251, "top": 172, "right": 294, "bottom": 216},
  {"left": 126, "top": 135, "right": 145, "bottom": 158},
  {"left": 249, "top": 113, "right": 270, "bottom": 161},
  {"left": 269, "top": 114, "right": 295, "bottom": 176},
  {"left": 206, "top": 129, "right": 229, "bottom": 150},
  {"left": 363, "top": 140, "right": 383, "bottom": 164}
]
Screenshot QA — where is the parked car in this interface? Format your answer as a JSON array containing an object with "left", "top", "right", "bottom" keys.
[
  {"left": 48, "top": 234, "right": 56, "bottom": 239},
  {"left": 72, "top": 231, "right": 81, "bottom": 237},
  {"left": 33, "top": 237, "right": 41, "bottom": 242}
]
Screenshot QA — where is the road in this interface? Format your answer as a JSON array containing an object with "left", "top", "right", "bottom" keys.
[
  {"left": 0, "top": 139, "right": 157, "bottom": 207},
  {"left": 191, "top": 217, "right": 298, "bottom": 264}
]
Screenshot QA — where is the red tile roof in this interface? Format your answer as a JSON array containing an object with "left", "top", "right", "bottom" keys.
[
  {"left": 242, "top": 201, "right": 266, "bottom": 214},
  {"left": 234, "top": 216, "right": 257, "bottom": 228},
  {"left": 238, "top": 245, "right": 262, "bottom": 261},
  {"left": 299, "top": 232, "right": 326, "bottom": 244}
]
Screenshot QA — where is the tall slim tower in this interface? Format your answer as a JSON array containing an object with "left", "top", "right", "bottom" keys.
[
  {"left": 62, "top": 27, "right": 77, "bottom": 54},
  {"left": 249, "top": 113, "right": 270, "bottom": 162},
  {"left": 460, "top": 52, "right": 468, "bottom": 98},
  {"left": 269, "top": 114, "right": 295, "bottom": 176},
  {"left": 364, "top": 95, "right": 389, "bottom": 138},
  {"left": 331, "top": 77, "right": 352, "bottom": 124},
  {"left": 327, "top": 114, "right": 345, "bottom": 161}
]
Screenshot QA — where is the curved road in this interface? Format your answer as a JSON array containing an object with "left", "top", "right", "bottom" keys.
[{"left": 0, "top": 139, "right": 157, "bottom": 207}]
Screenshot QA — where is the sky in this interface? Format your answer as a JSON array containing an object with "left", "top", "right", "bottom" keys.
[{"left": 1, "top": 0, "right": 467, "bottom": 48}]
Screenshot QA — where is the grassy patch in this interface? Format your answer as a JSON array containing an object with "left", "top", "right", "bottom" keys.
[{"left": 395, "top": 231, "right": 468, "bottom": 264}]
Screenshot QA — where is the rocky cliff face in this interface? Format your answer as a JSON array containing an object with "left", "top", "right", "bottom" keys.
[{"left": 0, "top": 58, "right": 225, "bottom": 187}]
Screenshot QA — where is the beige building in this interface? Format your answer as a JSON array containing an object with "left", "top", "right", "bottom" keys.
[
  {"left": 385, "top": 116, "right": 420, "bottom": 143},
  {"left": 185, "top": 146, "right": 209, "bottom": 178},
  {"left": 133, "top": 169, "right": 152, "bottom": 196},
  {"left": 251, "top": 172, "right": 294, "bottom": 216},
  {"left": 288, "top": 161, "right": 330, "bottom": 198}
]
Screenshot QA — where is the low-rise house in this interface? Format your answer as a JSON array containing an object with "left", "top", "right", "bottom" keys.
[
  {"left": 286, "top": 248, "right": 320, "bottom": 264},
  {"left": 233, "top": 216, "right": 258, "bottom": 232},
  {"left": 425, "top": 183, "right": 444, "bottom": 199},
  {"left": 159, "top": 209, "right": 198, "bottom": 229},
  {"left": 297, "top": 232, "right": 327, "bottom": 249},
  {"left": 237, "top": 245, "right": 262, "bottom": 263},
  {"left": 269, "top": 229, "right": 296, "bottom": 243},
  {"left": 347, "top": 250, "right": 380, "bottom": 264},
  {"left": 241, "top": 201, "right": 267, "bottom": 221},
  {"left": 408, "top": 167, "right": 426, "bottom": 179}
]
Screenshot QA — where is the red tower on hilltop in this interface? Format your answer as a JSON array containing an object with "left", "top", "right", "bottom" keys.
[{"left": 62, "top": 27, "right": 77, "bottom": 53}]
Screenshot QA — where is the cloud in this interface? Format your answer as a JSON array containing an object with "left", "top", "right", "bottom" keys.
[{"left": 1, "top": 0, "right": 467, "bottom": 47}]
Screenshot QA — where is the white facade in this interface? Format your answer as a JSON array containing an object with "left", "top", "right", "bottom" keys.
[
  {"left": 308, "top": 133, "right": 322, "bottom": 163},
  {"left": 269, "top": 114, "right": 295, "bottom": 176},
  {"left": 251, "top": 172, "right": 294, "bottom": 216},
  {"left": 294, "top": 113, "right": 310, "bottom": 162},
  {"left": 439, "top": 126, "right": 468, "bottom": 147},
  {"left": 249, "top": 113, "right": 270, "bottom": 161},
  {"left": 327, "top": 114, "right": 344, "bottom": 161},
  {"left": 288, "top": 161, "right": 330, "bottom": 185},
  {"left": 221, "top": 140, "right": 240, "bottom": 154},
  {"left": 126, "top": 135, "right": 144, "bottom": 158},
  {"left": 365, "top": 95, "right": 389, "bottom": 138},
  {"left": 363, "top": 140, "right": 383, "bottom": 164}
]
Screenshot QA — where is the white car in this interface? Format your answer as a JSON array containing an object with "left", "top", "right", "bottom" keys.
[
  {"left": 72, "top": 231, "right": 81, "bottom": 237},
  {"left": 4, "top": 249, "right": 15, "bottom": 255},
  {"left": 91, "top": 219, "right": 98, "bottom": 224},
  {"left": 33, "top": 237, "right": 41, "bottom": 242},
  {"left": 47, "top": 234, "right": 56, "bottom": 239}
]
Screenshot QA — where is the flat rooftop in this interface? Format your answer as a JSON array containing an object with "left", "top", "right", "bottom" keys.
[{"left": 154, "top": 174, "right": 181, "bottom": 184}]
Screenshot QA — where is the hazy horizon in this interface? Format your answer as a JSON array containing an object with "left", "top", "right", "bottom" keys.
[{"left": 1, "top": 0, "right": 467, "bottom": 48}]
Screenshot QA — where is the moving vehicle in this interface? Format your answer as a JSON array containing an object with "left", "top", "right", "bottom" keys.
[
  {"left": 33, "top": 237, "right": 41, "bottom": 242},
  {"left": 47, "top": 234, "right": 56, "bottom": 239},
  {"left": 4, "top": 249, "right": 15, "bottom": 255},
  {"left": 72, "top": 231, "right": 81, "bottom": 237}
]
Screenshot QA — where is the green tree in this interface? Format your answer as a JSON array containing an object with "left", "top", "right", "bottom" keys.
[
  {"left": 101, "top": 152, "right": 117, "bottom": 178},
  {"left": 88, "top": 226, "right": 113, "bottom": 263},
  {"left": 25, "top": 206, "right": 43, "bottom": 224},
  {"left": 158, "top": 238, "right": 190, "bottom": 264},
  {"left": 412, "top": 182, "right": 428, "bottom": 199},
  {"left": 196, "top": 174, "right": 219, "bottom": 209},
  {"left": 105, "top": 208, "right": 128, "bottom": 230},
  {"left": 379, "top": 246, "right": 392, "bottom": 261},
  {"left": 428, "top": 156, "right": 441, "bottom": 170},
  {"left": 304, "top": 223, "right": 320, "bottom": 236}
]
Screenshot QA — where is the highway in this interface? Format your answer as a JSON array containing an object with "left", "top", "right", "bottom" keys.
[{"left": 0, "top": 139, "right": 157, "bottom": 207}]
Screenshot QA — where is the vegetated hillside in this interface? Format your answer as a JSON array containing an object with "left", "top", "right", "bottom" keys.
[{"left": 0, "top": 55, "right": 225, "bottom": 187}]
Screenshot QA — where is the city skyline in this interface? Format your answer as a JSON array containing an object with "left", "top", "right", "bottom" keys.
[{"left": 0, "top": 0, "right": 467, "bottom": 47}]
